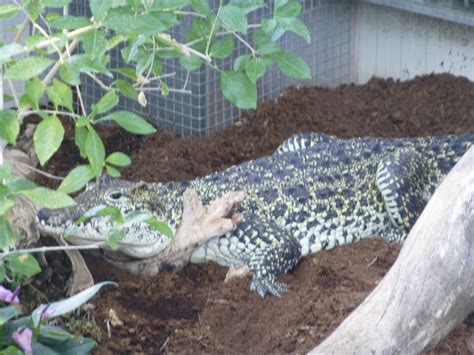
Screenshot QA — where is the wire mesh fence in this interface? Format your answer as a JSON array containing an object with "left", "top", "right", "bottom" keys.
[{"left": 70, "top": 0, "right": 352, "bottom": 136}]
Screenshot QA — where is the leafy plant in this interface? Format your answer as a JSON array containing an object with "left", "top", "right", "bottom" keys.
[
  {"left": 0, "top": 0, "right": 311, "bottom": 274},
  {"left": 0, "top": 1, "right": 311, "bottom": 350},
  {"left": 0, "top": 282, "right": 115, "bottom": 354}
]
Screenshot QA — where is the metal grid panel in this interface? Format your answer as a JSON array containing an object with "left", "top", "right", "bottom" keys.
[{"left": 70, "top": 0, "right": 352, "bottom": 136}]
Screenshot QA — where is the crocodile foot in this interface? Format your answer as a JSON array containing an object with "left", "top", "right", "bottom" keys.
[{"left": 250, "top": 277, "right": 288, "bottom": 298}]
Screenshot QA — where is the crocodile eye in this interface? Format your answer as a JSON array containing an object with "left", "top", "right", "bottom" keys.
[{"left": 109, "top": 192, "right": 122, "bottom": 200}]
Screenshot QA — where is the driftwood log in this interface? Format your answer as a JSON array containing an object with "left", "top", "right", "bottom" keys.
[{"left": 311, "top": 147, "right": 474, "bottom": 354}]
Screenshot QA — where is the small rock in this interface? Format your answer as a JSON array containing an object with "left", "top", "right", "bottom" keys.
[{"left": 109, "top": 309, "right": 124, "bottom": 327}]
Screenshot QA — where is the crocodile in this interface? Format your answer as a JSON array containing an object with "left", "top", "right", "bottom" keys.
[{"left": 37, "top": 133, "right": 473, "bottom": 297}]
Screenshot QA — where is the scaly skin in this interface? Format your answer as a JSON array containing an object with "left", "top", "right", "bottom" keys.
[{"left": 37, "top": 133, "right": 473, "bottom": 297}]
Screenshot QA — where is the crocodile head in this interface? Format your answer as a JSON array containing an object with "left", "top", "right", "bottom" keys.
[{"left": 37, "top": 176, "right": 180, "bottom": 259}]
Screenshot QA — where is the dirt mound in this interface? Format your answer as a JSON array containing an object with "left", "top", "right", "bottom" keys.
[{"left": 36, "top": 73, "right": 474, "bottom": 353}]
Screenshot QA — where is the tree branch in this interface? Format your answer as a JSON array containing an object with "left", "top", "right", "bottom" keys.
[{"left": 311, "top": 147, "right": 474, "bottom": 354}]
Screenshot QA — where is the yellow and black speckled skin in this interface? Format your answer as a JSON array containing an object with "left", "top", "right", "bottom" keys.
[{"left": 39, "top": 133, "right": 473, "bottom": 296}]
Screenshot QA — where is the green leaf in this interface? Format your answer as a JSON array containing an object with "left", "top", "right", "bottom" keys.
[
  {"left": 85, "top": 128, "right": 105, "bottom": 177},
  {"left": 0, "top": 264, "right": 5, "bottom": 283},
  {"left": 4, "top": 57, "right": 54, "bottom": 81},
  {"left": 274, "top": 0, "right": 289, "bottom": 13},
  {"left": 0, "top": 346, "right": 23, "bottom": 355},
  {"left": 219, "top": 5, "right": 247, "bottom": 34},
  {"left": 275, "top": 1, "right": 301, "bottom": 18},
  {"left": 25, "top": 78, "right": 46, "bottom": 110},
  {"left": 0, "top": 305, "right": 22, "bottom": 326},
  {"left": 114, "top": 79, "right": 138, "bottom": 101},
  {"left": 32, "top": 281, "right": 116, "bottom": 320},
  {"left": 34, "top": 115, "right": 64, "bottom": 165},
  {"left": 233, "top": 54, "right": 250, "bottom": 71},
  {"left": 94, "top": 91, "right": 118, "bottom": 114},
  {"left": 0, "top": 43, "right": 22, "bottom": 63},
  {"left": 90, "top": 0, "right": 112, "bottom": 20},
  {"left": 261, "top": 18, "right": 277, "bottom": 34},
  {"left": 274, "top": 52, "right": 311, "bottom": 79},
  {"left": 190, "top": 0, "right": 212, "bottom": 17},
  {"left": 112, "top": 67, "right": 137, "bottom": 81},
  {"left": 20, "top": 187, "right": 75, "bottom": 208},
  {"left": 0, "top": 4, "right": 18, "bottom": 20},
  {"left": 146, "top": 219, "right": 173, "bottom": 239},
  {"left": 47, "top": 79, "right": 73, "bottom": 111},
  {"left": 76, "top": 116, "right": 90, "bottom": 128},
  {"left": 229, "top": 0, "right": 265, "bottom": 14},
  {"left": 150, "top": 0, "right": 190, "bottom": 9},
  {"left": 5, "top": 177, "right": 36, "bottom": 193},
  {"left": 257, "top": 42, "right": 281, "bottom": 55},
  {"left": 105, "top": 165, "right": 121, "bottom": 177},
  {"left": 50, "top": 16, "right": 90, "bottom": 30},
  {"left": 104, "top": 8, "right": 168, "bottom": 36},
  {"left": 104, "top": 111, "right": 156, "bottom": 135},
  {"left": 82, "top": 30, "right": 107, "bottom": 60},
  {"left": 279, "top": 17, "right": 310, "bottom": 43},
  {"left": 210, "top": 35, "right": 234, "bottom": 59},
  {"left": 58, "top": 165, "right": 95, "bottom": 194},
  {"left": 0, "top": 216, "right": 14, "bottom": 251},
  {"left": 31, "top": 341, "right": 58, "bottom": 355},
  {"left": 43, "top": 0, "right": 72, "bottom": 6},
  {"left": 135, "top": 52, "right": 154, "bottom": 78},
  {"left": 0, "top": 110, "right": 19, "bottom": 145},
  {"left": 95, "top": 206, "right": 123, "bottom": 223},
  {"left": 68, "top": 54, "right": 112, "bottom": 77},
  {"left": 179, "top": 55, "right": 204, "bottom": 71},
  {"left": 25, "top": 34, "right": 47, "bottom": 49},
  {"left": 107, "top": 229, "right": 125, "bottom": 250},
  {"left": 38, "top": 325, "right": 72, "bottom": 345},
  {"left": 0, "top": 164, "right": 11, "bottom": 179},
  {"left": 0, "top": 198, "right": 15, "bottom": 215},
  {"left": 74, "top": 126, "right": 88, "bottom": 158},
  {"left": 220, "top": 71, "right": 257, "bottom": 109},
  {"left": 106, "top": 152, "right": 131, "bottom": 167},
  {"left": 59, "top": 62, "right": 81, "bottom": 85},
  {"left": 43, "top": 336, "right": 97, "bottom": 354},
  {"left": 245, "top": 57, "right": 266, "bottom": 83},
  {"left": 6, "top": 253, "right": 41, "bottom": 277},
  {"left": 106, "top": 35, "right": 126, "bottom": 51}
]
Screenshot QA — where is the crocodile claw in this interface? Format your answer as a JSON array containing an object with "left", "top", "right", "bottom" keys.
[{"left": 250, "top": 278, "right": 288, "bottom": 298}]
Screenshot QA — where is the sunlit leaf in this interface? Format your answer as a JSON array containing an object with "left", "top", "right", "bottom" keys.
[
  {"left": 20, "top": 187, "right": 75, "bottom": 208},
  {"left": 0, "top": 110, "right": 19, "bottom": 145},
  {"left": 103, "top": 111, "right": 156, "bottom": 135},
  {"left": 34, "top": 115, "right": 64, "bottom": 165},
  {"left": 5, "top": 57, "right": 54, "bottom": 81},
  {"left": 106, "top": 152, "right": 131, "bottom": 167},
  {"left": 273, "top": 52, "right": 311, "bottom": 79},
  {"left": 85, "top": 128, "right": 105, "bottom": 177},
  {"left": 58, "top": 165, "right": 95, "bottom": 194},
  {"left": 6, "top": 253, "right": 41, "bottom": 277},
  {"left": 220, "top": 71, "right": 256, "bottom": 109}
]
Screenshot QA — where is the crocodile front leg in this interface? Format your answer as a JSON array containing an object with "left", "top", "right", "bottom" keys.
[{"left": 192, "top": 214, "right": 302, "bottom": 297}]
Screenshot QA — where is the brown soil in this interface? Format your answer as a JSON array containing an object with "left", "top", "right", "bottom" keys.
[{"left": 35, "top": 74, "right": 474, "bottom": 354}]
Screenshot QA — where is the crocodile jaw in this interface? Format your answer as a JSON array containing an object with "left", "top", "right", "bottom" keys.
[{"left": 37, "top": 217, "right": 173, "bottom": 259}]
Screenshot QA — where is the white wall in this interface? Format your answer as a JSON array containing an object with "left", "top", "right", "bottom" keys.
[
  {"left": 353, "top": 3, "right": 474, "bottom": 83},
  {"left": 1, "top": 13, "right": 28, "bottom": 108}
]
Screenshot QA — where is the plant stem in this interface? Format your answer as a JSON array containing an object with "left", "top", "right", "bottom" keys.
[
  {"left": 15, "top": 161, "right": 64, "bottom": 181},
  {"left": 84, "top": 72, "right": 112, "bottom": 91},
  {"left": 205, "top": 0, "right": 222, "bottom": 58},
  {"left": 0, "top": 244, "right": 104, "bottom": 260}
]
